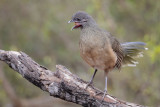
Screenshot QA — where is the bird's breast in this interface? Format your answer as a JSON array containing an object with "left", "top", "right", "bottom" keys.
[{"left": 79, "top": 36, "right": 117, "bottom": 71}]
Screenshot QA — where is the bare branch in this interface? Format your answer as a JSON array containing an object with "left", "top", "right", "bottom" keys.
[{"left": 0, "top": 50, "right": 145, "bottom": 107}]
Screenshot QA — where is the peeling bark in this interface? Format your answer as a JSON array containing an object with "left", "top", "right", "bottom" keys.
[{"left": 0, "top": 50, "right": 145, "bottom": 107}]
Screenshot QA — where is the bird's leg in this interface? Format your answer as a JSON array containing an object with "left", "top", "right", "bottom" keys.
[
  {"left": 100, "top": 76, "right": 108, "bottom": 107},
  {"left": 85, "top": 69, "right": 97, "bottom": 89},
  {"left": 102, "top": 76, "right": 108, "bottom": 101}
]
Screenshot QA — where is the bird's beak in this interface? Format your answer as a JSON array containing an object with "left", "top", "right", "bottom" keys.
[
  {"left": 68, "top": 19, "right": 76, "bottom": 31},
  {"left": 68, "top": 19, "right": 73, "bottom": 23},
  {"left": 68, "top": 19, "right": 82, "bottom": 31}
]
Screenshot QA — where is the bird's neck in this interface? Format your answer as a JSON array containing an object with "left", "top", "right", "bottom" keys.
[
  {"left": 80, "top": 24, "right": 100, "bottom": 43},
  {"left": 80, "top": 19, "right": 99, "bottom": 40},
  {"left": 81, "top": 23, "right": 98, "bottom": 31}
]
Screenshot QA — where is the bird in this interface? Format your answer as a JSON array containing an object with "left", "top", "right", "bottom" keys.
[{"left": 68, "top": 11, "right": 147, "bottom": 101}]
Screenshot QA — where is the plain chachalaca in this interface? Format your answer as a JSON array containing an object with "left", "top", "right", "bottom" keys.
[{"left": 68, "top": 11, "right": 147, "bottom": 101}]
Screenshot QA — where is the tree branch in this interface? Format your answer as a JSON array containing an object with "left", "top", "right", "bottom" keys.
[{"left": 0, "top": 50, "right": 145, "bottom": 107}]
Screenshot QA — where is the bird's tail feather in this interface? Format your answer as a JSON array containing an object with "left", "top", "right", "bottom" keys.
[{"left": 121, "top": 42, "right": 148, "bottom": 67}]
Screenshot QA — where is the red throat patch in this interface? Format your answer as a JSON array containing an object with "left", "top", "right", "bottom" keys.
[
  {"left": 73, "top": 22, "right": 82, "bottom": 29},
  {"left": 75, "top": 22, "right": 81, "bottom": 26}
]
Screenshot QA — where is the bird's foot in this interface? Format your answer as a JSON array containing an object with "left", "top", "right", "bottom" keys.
[
  {"left": 102, "top": 89, "right": 108, "bottom": 101},
  {"left": 101, "top": 90, "right": 107, "bottom": 102},
  {"left": 95, "top": 91, "right": 103, "bottom": 96},
  {"left": 99, "top": 90, "right": 107, "bottom": 107},
  {"left": 85, "top": 81, "right": 93, "bottom": 89}
]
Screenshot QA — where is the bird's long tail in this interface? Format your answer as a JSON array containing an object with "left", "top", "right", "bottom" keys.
[{"left": 121, "top": 42, "right": 148, "bottom": 67}]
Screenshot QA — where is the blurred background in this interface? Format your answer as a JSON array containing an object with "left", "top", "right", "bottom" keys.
[{"left": 0, "top": 0, "right": 160, "bottom": 107}]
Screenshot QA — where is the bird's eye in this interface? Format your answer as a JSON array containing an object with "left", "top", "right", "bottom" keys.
[{"left": 76, "top": 18, "right": 81, "bottom": 21}]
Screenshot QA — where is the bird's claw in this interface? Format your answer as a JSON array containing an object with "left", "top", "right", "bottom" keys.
[
  {"left": 99, "top": 90, "right": 108, "bottom": 107},
  {"left": 95, "top": 91, "right": 104, "bottom": 96},
  {"left": 85, "top": 81, "right": 93, "bottom": 89},
  {"left": 101, "top": 90, "right": 107, "bottom": 101}
]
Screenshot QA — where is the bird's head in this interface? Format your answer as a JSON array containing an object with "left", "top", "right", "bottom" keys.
[{"left": 68, "top": 11, "right": 97, "bottom": 30}]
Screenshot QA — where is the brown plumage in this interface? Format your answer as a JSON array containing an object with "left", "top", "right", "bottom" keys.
[
  {"left": 79, "top": 26, "right": 118, "bottom": 73},
  {"left": 68, "top": 11, "right": 147, "bottom": 101}
]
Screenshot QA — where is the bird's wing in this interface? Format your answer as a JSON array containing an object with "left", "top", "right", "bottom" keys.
[{"left": 108, "top": 33, "right": 124, "bottom": 70}]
